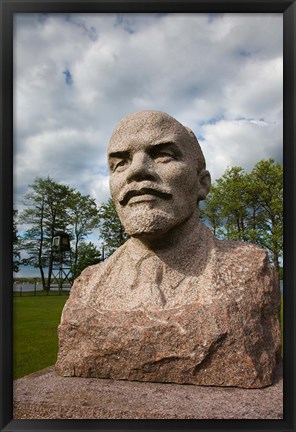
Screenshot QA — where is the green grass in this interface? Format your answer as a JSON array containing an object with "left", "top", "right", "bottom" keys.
[{"left": 13, "top": 296, "right": 68, "bottom": 379}]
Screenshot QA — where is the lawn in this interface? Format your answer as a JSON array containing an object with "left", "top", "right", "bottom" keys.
[{"left": 13, "top": 296, "right": 68, "bottom": 379}]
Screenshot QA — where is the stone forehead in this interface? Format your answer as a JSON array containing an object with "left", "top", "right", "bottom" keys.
[
  {"left": 108, "top": 110, "right": 206, "bottom": 170},
  {"left": 109, "top": 111, "right": 191, "bottom": 144}
]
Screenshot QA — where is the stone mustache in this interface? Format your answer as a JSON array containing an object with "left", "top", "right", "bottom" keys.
[{"left": 55, "top": 111, "right": 281, "bottom": 388}]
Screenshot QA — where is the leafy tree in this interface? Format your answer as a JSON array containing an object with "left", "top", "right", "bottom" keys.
[
  {"left": 13, "top": 209, "right": 21, "bottom": 272},
  {"left": 68, "top": 191, "right": 100, "bottom": 269},
  {"left": 98, "top": 198, "right": 129, "bottom": 256},
  {"left": 20, "top": 177, "right": 74, "bottom": 289},
  {"left": 247, "top": 159, "right": 283, "bottom": 285},
  {"left": 215, "top": 167, "right": 249, "bottom": 241},
  {"left": 202, "top": 159, "right": 283, "bottom": 286},
  {"left": 200, "top": 185, "right": 223, "bottom": 237},
  {"left": 20, "top": 177, "right": 102, "bottom": 289},
  {"left": 71, "top": 241, "right": 101, "bottom": 279}
]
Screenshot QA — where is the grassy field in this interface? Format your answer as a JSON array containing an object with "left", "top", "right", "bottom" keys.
[
  {"left": 13, "top": 293, "right": 284, "bottom": 380},
  {"left": 13, "top": 296, "right": 68, "bottom": 379}
]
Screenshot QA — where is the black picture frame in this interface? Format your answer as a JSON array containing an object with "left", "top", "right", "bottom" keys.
[{"left": 1, "top": 1, "right": 295, "bottom": 431}]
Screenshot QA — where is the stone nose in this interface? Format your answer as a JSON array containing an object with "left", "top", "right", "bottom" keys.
[{"left": 126, "top": 152, "right": 156, "bottom": 183}]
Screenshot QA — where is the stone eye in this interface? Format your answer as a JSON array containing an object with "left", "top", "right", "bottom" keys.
[
  {"left": 154, "top": 151, "right": 175, "bottom": 161},
  {"left": 114, "top": 159, "right": 129, "bottom": 171}
]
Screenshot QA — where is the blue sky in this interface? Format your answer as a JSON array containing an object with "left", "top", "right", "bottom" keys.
[{"left": 13, "top": 13, "right": 283, "bottom": 276}]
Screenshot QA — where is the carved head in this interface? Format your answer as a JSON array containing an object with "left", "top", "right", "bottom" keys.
[{"left": 108, "top": 110, "right": 211, "bottom": 239}]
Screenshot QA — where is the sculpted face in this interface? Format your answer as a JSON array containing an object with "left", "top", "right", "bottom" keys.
[{"left": 108, "top": 111, "right": 210, "bottom": 239}]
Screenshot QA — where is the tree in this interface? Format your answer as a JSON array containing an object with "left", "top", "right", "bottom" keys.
[
  {"left": 13, "top": 209, "right": 21, "bottom": 272},
  {"left": 71, "top": 241, "right": 101, "bottom": 279},
  {"left": 246, "top": 159, "right": 283, "bottom": 285},
  {"left": 20, "top": 176, "right": 103, "bottom": 289},
  {"left": 68, "top": 191, "right": 100, "bottom": 270},
  {"left": 98, "top": 198, "right": 129, "bottom": 256},
  {"left": 215, "top": 167, "right": 249, "bottom": 241},
  {"left": 202, "top": 159, "right": 283, "bottom": 286},
  {"left": 200, "top": 185, "right": 223, "bottom": 238},
  {"left": 20, "top": 177, "right": 74, "bottom": 289}
]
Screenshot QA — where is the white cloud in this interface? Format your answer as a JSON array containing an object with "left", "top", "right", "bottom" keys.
[
  {"left": 14, "top": 12, "right": 283, "bottom": 215},
  {"left": 223, "top": 57, "right": 283, "bottom": 121},
  {"left": 201, "top": 118, "right": 282, "bottom": 181}
]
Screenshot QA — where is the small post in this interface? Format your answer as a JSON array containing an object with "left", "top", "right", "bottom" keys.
[{"left": 34, "top": 278, "right": 37, "bottom": 296}]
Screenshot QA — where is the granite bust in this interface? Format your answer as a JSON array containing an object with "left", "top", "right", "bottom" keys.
[{"left": 55, "top": 110, "right": 281, "bottom": 388}]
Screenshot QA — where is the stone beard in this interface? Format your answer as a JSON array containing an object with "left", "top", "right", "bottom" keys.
[{"left": 55, "top": 111, "right": 281, "bottom": 389}]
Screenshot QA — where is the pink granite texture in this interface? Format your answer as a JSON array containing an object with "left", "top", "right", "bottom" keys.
[
  {"left": 55, "top": 111, "right": 281, "bottom": 389},
  {"left": 14, "top": 365, "right": 283, "bottom": 419}
]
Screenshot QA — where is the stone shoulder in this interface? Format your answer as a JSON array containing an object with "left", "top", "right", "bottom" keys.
[
  {"left": 69, "top": 262, "right": 104, "bottom": 299},
  {"left": 212, "top": 238, "right": 274, "bottom": 295},
  {"left": 67, "top": 242, "right": 130, "bottom": 302},
  {"left": 215, "top": 238, "right": 270, "bottom": 272}
]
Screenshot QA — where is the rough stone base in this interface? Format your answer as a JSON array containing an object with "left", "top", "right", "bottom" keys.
[{"left": 13, "top": 365, "right": 283, "bottom": 420}]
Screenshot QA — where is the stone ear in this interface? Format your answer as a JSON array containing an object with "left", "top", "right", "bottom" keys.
[{"left": 198, "top": 169, "right": 211, "bottom": 201}]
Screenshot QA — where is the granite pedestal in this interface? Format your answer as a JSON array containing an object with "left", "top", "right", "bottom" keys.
[{"left": 13, "top": 364, "right": 283, "bottom": 419}]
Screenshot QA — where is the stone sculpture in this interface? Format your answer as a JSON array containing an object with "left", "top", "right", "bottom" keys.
[{"left": 55, "top": 110, "right": 281, "bottom": 388}]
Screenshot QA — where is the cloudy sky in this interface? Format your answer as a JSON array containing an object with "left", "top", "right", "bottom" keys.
[{"left": 14, "top": 12, "right": 283, "bottom": 271}]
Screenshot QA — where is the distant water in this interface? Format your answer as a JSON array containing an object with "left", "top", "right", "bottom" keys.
[{"left": 13, "top": 283, "right": 70, "bottom": 292}]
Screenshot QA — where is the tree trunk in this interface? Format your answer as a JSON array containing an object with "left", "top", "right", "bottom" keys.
[
  {"left": 236, "top": 216, "right": 241, "bottom": 236},
  {"left": 74, "top": 233, "right": 79, "bottom": 267},
  {"left": 252, "top": 207, "right": 256, "bottom": 230},
  {"left": 119, "top": 224, "right": 124, "bottom": 245},
  {"left": 273, "top": 251, "right": 280, "bottom": 290},
  {"left": 39, "top": 266, "right": 46, "bottom": 290},
  {"left": 47, "top": 250, "right": 54, "bottom": 290},
  {"left": 38, "top": 199, "right": 46, "bottom": 289}
]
